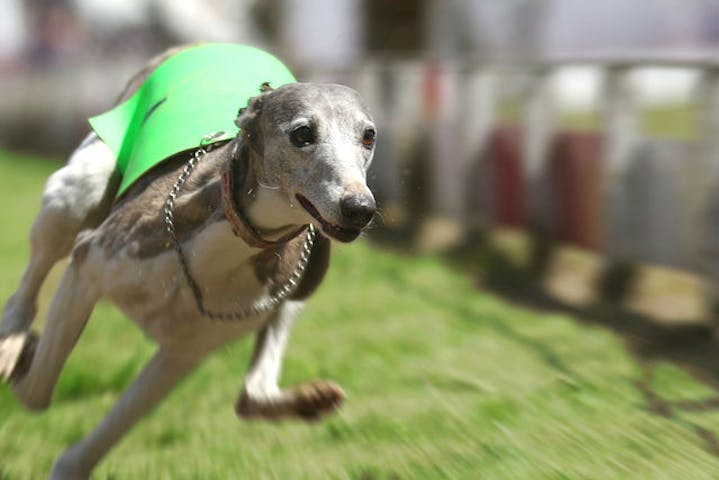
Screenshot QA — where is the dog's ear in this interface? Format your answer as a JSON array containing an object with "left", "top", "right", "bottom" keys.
[{"left": 235, "top": 83, "right": 275, "bottom": 155}]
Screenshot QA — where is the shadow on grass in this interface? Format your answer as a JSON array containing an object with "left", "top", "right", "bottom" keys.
[
  {"left": 370, "top": 228, "right": 583, "bottom": 383},
  {"left": 443, "top": 234, "right": 717, "bottom": 380},
  {"left": 54, "top": 354, "right": 145, "bottom": 403},
  {"left": 634, "top": 366, "right": 719, "bottom": 457},
  {"left": 442, "top": 233, "right": 719, "bottom": 457}
]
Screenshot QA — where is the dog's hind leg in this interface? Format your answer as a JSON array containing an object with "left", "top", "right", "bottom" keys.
[
  {"left": 236, "top": 301, "right": 345, "bottom": 421},
  {"left": 1, "top": 133, "right": 119, "bottom": 336},
  {"left": 49, "top": 349, "right": 202, "bottom": 480},
  {"left": 10, "top": 258, "right": 100, "bottom": 410}
]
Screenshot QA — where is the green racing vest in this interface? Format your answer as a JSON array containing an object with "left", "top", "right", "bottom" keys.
[{"left": 88, "top": 43, "right": 297, "bottom": 196}]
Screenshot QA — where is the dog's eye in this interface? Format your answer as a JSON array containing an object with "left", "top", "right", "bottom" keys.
[
  {"left": 290, "top": 126, "right": 315, "bottom": 147},
  {"left": 361, "top": 129, "right": 376, "bottom": 148}
]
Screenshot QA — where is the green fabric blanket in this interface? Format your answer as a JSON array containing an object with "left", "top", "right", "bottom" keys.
[{"left": 89, "top": 43, "right": 296, "bottom": 196}]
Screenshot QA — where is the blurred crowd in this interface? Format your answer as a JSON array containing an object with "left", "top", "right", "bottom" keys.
[
  {"left": 3, "top": 0, "right": 719, "bottom": 152},
  {"left": 5, "top": 1, "right": 719, "bottom": 283},
  {"left": 3, "top": 0, "right": 719, "bottom": 67}
]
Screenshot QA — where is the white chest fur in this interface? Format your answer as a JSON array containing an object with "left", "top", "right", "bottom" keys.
[{"left": 93, "top": 220, "right": 270, "bottom": 353}]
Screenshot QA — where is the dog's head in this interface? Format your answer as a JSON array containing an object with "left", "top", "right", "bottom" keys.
[{"left": 235, "top": 83, "right": 377, "bottom": 242}]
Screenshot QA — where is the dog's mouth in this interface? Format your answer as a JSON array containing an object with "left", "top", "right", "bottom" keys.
[{"left": 295, "top": 194, "right": 362, "bottom": 242}]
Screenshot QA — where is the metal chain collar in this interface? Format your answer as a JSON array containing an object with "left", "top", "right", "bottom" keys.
[{"left": 163, "top": 134, "right": 317, "bottom": 321}]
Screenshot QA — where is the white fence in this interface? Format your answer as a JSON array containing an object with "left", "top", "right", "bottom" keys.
[
  {"left": 4, "top": 54, "right": 719, "bottom": 287},
  {"left": 306, "top": 55, "right": 719, "bottom": 285}
]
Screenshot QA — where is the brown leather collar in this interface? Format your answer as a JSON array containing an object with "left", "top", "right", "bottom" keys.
[{"left": 221, "top": 140, "right": 306, "bottom": 248}]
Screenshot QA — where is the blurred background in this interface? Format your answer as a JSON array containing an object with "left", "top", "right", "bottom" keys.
[
  {"left": 6, "top": 0, "right": 719, "bottom": 478},
  {"left": 5, "top": 0, "right": 719, "bottom": 321}
]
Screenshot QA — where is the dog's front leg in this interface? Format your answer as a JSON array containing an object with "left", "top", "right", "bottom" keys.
[{"left": 236, "top": 300, "right": 344, "bottom": 421}]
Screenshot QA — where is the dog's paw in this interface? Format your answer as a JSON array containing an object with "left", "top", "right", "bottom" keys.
[
  {"left": 288, "top": 379, "right": 345, "bottom": 421},
  {"left": 236, "top": 379, "right": 345, "bottom": 421},
  {"left": 0, "top": 331, "right": 38, "bottom": 383}
]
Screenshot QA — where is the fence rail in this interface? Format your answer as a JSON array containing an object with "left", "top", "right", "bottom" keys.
[
  {"left": 3, "top": 55, "right": 719, "bottom": 297},
  {"left": 310, "top": 55, "right": 719, "bottom": 313}
]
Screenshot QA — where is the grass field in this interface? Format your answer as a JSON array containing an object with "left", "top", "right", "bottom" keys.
[{"left": 2, "top": 152, "right": 719, "bottom": 479}]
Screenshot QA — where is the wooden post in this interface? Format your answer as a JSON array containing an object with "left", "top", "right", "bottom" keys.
[
  {"left": 430, "top": 61, "right": 463, "bottom": 221},
  {"left": 459, "top": 66, "right": 496, "bottom": 170},
  {"left": 522, "top": 67, "right": 557, "bottom": 231},
  {"left": 389, "top": 61, "right": 426, "bottom": 157},
  {"left": 699, "top": 68, "right": 719, "bottom": 182},
  {"left": 416, "top": 60, "right": 466, "bottom": 250},
  {"left": 521, "top": 67, "right": 558, "bottom": 275},
  {"left": 384, "top": 61, "right": 425, "bottom": 228},
  {"left": 696, "top": 67, "right": 719, "bottom": 318},
  {"left": 459, "top": 65, "right": 496, "bottom": 232},
  {"left": 600, "top": 65, "right": 641, "bottom": 257},
  {"left": 597, "top": 65, "right": 641, "bottom": 301}
]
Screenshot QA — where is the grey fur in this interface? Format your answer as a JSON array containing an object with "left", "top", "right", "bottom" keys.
[{"left": 0, "top": 46, "right": 376, "bottom": 480}]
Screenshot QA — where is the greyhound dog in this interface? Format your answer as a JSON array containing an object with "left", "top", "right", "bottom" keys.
[{"left": 0, "top": 47, "right": 377, "bottom": 479}]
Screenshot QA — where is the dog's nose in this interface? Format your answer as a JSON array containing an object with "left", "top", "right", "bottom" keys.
[{"left": 339, "top": 193, "right": 376, "bottom": 229}]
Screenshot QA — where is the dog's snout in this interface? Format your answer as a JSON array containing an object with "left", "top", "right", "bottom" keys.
[{"left": 339, "top": 193, "right": 376, "bottom": 229}]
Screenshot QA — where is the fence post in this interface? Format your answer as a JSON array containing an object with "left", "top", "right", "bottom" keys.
[
  {"left": 523, "top": 67, "right": 557, "bottom": 226},
  {"left": 521, "top": 67, "right": 558, "bottom": 274},
  {"left": 431, "top": 62, "right": 463, "bottom": 219},
  {"left": 385, "top": 61, "right": 426, "bottom": 228},
  {"left": 697, "top": 67, "right": 719, "bottom": 321},
  {"left": 460, "top": 64, "right": 496, "bottom": 233},
  {"left": 601, "top": 65, "right": 640, "bottom": 254},
  {"left": 598, "top": 65, "right": 641, "bottom": 300},
  {"left": 417, "top": 60, "right": 465, "bottom": 249}
]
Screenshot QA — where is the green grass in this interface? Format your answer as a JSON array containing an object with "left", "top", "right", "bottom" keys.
[
  {"left": 562, "top": 103, "right": 700, "bottom": 140},
  {"left": 2, "top": 152, "right": 719, "bottom": 479},
  {"left": 499, "top": 101, "right": 701, "bottom": 141}
]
